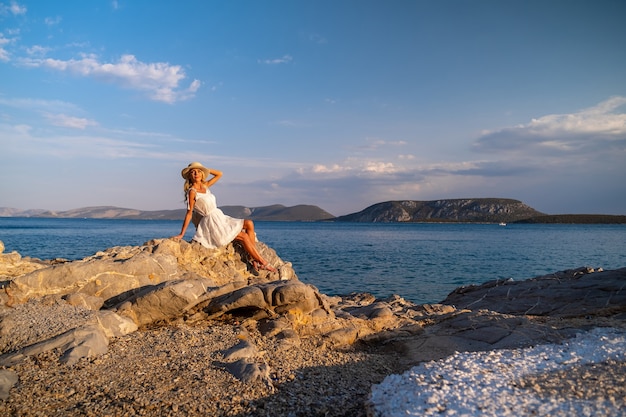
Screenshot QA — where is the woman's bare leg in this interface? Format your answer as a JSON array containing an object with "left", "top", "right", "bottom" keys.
[
  {"left": 243, "top": 219, "right": 256, "bottom": 242},
  {"left": 234, "top": 232, "right": 276, "bottom": 272}
]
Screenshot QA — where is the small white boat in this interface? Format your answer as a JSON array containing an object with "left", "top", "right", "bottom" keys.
[{"left": 499, "top": 222, "right": 507, "bottom": 226}]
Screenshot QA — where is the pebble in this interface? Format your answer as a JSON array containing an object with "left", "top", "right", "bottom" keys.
[
  {"left": 1, "top": 304, "right": 402, "bottom": 417},
  {"left": 368, "top": 327, "right": 626, "bottom": 417}
]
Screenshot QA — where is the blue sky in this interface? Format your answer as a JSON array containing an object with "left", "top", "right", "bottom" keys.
[{"left": 1, "top": 0, "right": 625, "bottom": 216}]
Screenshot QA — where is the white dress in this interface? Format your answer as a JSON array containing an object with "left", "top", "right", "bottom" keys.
[{"left": 189, "top": 188, "right": 244, "bottom": 249}]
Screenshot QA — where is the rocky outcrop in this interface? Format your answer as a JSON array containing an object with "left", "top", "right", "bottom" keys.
[
  {"left": 1, "top": 239, "right": 353, "bottom": 378},
  {"left": 0, "top": 237, "right": 624, "bottom": 407},
  {"left": 0, "top": 241, "right": 51, "bottom": 280},
  {"left": 334, "top": 198, "right": 544, "bottom": 223},
  {"left": 442, "top": 266, "right": 626, "bottom": 317},
  {"left": 2, "top": 238, "right": 293, "bottom": 304}
]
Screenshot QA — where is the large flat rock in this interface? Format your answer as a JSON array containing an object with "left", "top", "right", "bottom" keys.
[{"left": 442, "top": 267, "right": 626, "bottom": 317}]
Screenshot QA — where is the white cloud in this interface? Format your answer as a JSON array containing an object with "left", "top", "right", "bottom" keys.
[
  {"left": 282, "top": 155, "right": 549, "bottom": 210},
  {"left": 311, "top": 164, "right": 346, "bottom": 174},
  {"left": 0, "top": 33, "right": 16, "bottom": 61},
  {"left": 44, "top": 113, "right": 98, "bottom": 129},
  {"left": 582, "top": 96, "right": 626, "bottom": 117},
  {"left": 473, "top": 96, "right": 626, "bottom": 154},
  {"left": 364, "top": 161, "right": 396, "bottom": 173},
  {"left": 305, "top": 157, "right": 400, "bottom": 177},
  {"left": 0, "top": 1, "right": 26, "bottom": 15},
  {"left": 258, "top": 55, "right": 293, "bottom": 65},
  {"left": 0, "top": 123, "right": 32, "bottom": 136},
  {"left": 355, "top": 138, "right": 408, "bottom": 151},
  {"left": 0, "top": 122, "right": 158, "bottom": 160},
  {"left": 0, "top": 118, "right": 232, "bottom": 164},
  {"left": 26, "top": 45, "right": 50, "bottom": 56},
  {"left": 10, "top": 1, "right": 26, "bottom": 14},
  {"left": 374, "top": 139, "right": 407, "bottom": 147},
  {"left": 525, "top": 96, "right": 626, "bottom": 136},
  {"left": 18, "top": 54, "right": 201, "bottom": 103},
  {"left": 44, "top": 16, "right": 62, "bottom": 26},
  {"left": 0, "top": 96, "right": 82, "bottom": 114},
  {"left": 65, "top": 41, "right": 90, "bottom": 49},
  {"left": 0, "top": 45, "right": 9, "bottom": 62}
]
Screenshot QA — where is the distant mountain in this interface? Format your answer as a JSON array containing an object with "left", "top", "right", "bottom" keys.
[
  {"left": 0, "top": 204, "right": 335, "bottom": 222},
  {"left": 0, "top": 208, "right": 47, "bottom": 217},
  {"left": 4, "top": 201, "right": 624, "bottom": 223},
  {"left": 333, "top": 199, "right": 545, "bottom": 223},
  {"left": 221, "top": 204, "right": 335, "bottom": 221},
  {"left": 35, "top": 206, "right": 145, "bottom": 219}
]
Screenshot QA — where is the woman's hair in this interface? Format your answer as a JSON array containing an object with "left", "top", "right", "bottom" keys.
[{"left": 183, "top": 170, "right": 206, "bottom": 203}]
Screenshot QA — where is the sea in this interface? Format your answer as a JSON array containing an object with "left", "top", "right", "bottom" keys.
[{"left": 1, "top": 217, "right": 625, "bottom": 304}]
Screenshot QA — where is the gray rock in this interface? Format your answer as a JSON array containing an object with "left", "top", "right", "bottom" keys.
[
  {"left": 442, "top": 266, "right": 626, "bottom": 317},
  {"left": 95, "top": 310, "right": 138, "bottom": 338},
  {"left": 113, "top": 279, "right": 246, "bottom": 326},
  {"left": 347, "top": 302, "right": 394, "bottom": 320},
  {"left": 204, "top": 280, "right": 325, "bottom": 320},
  {"left": 222, "top": 340, "right": 259, "bottom": 361},
  {"left": 258, "top": 316, "right": 292, "bottom": 337},
  {"left": 59, "top": 325, "right": 109, "bottom": 365},
  {"left": 325, "top": 327, "right": 359, "bottom": 345},
  {"left": 225, "top": 358, "right": 274, "bottom": 391},
  {"left": 6, "top": 251, "right": 179, "bottom": 302},
  {"left": 372, "top": 309, "right": 570, "bottom": 365},
  {"left": 0, "top": 323, "right": 109, "bottom": 367},
  {"left": 64, "top": 293, "right": 104, "bottom": 310},
  {"left": 275, "top": 329, "right": 301, "bottom": 351},
  {"left": 0, "top": 369, "right": 18, "bottom": 401}
]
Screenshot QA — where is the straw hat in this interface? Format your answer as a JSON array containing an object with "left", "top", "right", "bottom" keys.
[{"left": 181, "top": 162, "right": 210, "bottom": 179}]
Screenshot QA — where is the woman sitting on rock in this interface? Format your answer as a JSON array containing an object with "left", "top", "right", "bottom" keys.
[{"left": 172, "top": 162, "right": 276, "bottom": 272}]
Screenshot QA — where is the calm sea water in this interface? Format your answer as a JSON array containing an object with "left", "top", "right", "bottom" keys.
[{"left": 1, "top": 218, "right": 625, "bottom": 304}]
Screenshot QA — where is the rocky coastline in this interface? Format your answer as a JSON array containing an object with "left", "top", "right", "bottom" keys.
[{"left": 0, "top": 238, "right": 624, "bottom": 416}]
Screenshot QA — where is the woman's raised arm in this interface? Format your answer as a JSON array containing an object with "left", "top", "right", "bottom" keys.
[{"left": 205, "top": 169, "right": 223, "bottom": 187}]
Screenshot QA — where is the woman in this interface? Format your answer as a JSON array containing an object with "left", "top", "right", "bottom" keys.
[{"left": 172, "top": 162, "right": 276, "bottom": 272}]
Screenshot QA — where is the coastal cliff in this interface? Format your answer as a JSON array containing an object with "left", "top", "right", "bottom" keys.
[{"left": 334, "top": 198, "right": 543, "bottom": 223}]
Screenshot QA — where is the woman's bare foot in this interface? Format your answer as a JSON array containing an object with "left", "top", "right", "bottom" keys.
[{"left": 252, "top": 260, "right": 277, "bottom": 273}]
